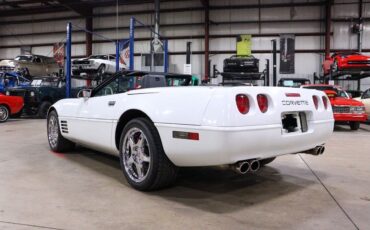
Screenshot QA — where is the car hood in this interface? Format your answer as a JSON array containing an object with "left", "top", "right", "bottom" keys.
[
  {"left": 340, "top": 54, "right": 370, "bottom": 60},
  {"left": 330, "top": 97, "right": 364, "bottom": 106},
  {"left": 0, "top": 59, "right": 15, "bottom": 67}
]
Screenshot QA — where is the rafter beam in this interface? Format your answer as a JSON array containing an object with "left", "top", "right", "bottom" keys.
[{"left": 57, "top": 0, "right": 92, "bottom": 17}]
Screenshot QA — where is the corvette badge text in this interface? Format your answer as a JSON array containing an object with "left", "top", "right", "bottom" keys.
[{"left": 282, "top": 100, "right": 309, "bottom": 106}]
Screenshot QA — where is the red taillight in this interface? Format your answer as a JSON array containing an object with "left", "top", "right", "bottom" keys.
[
  {"left": 257, "top": 94, "right": 268, "bottom": 113},
  {"left": 322, "top": 96, "right": 328, "bottom": 109},
  {"left": 312, "top": 96, "right": 319, "bottom": 109},
  {"left": 236, "top": 94, "right": 250, "bottom": 114}
]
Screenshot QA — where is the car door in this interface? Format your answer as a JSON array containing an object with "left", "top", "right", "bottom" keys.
[{"left": 69, "top": 76, "right": 130, "bottom": 154}]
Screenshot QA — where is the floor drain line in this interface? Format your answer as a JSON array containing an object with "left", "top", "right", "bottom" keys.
[
  {"left": 0, "top": 220, "right": 65, "bottom": 230},
  {"left": 298, "top": 154, "right": 360, "bottom": 230}
]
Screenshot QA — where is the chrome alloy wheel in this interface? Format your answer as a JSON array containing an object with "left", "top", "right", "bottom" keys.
[
  {"left": 0, "top": 106, "right": 9, "bottom": 122},
  {"left": 48, "top": 115, "right": 59, "bottom": 148},
  {"left": 122, "top": 127, "right": 151, "bottom": 183}
]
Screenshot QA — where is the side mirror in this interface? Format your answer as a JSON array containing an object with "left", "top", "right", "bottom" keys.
[{"left": 77, "top": 89, "right": 92, "bottom": 99}]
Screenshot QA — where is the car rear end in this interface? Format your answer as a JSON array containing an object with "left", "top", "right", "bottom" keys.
[
  {"left": 223, "top": 56, "right": 259, "bottom": 73},
  {"left": 159, "top": 87, "right": 334, "bottom": 167}
]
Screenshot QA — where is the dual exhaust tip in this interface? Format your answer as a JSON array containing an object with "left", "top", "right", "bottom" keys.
[
  {"left": 232, "top": 145, "right": 326, "bottom": 175},
  {"left": 304, "top": 145, "right": 325, "bottom": 156},
  {"left": 232, "top": 159, "right": 260, "bottom": 174}
]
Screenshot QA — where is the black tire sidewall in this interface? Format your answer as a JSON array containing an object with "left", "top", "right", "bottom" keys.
[
  {"left": 47, "top": 110, "right": 61, "bottom": 151},
  {"left": 119, "top": 118, "right": 161, "bottom": 190},
  {"left": 350, "top": 122, "right": 360, "bottom": 130},
  {"left": 38, "top": 101, "right": 52, "bottom": 119},
  {"left": 0, "top": 105, "right": 9, "bottom": 123}
]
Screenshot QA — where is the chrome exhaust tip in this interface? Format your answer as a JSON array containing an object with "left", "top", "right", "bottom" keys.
[
  {"left": 249, "top": 160, "right": 260, "bottom": 173},
  {"left": 232, "top": 161, "right": 250, "bottom": 174},
  {"left": 304, "top": 145, "right": 325, "bottom": 155}
]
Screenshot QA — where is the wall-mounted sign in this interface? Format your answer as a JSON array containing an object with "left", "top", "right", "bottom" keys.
[{"left": 280, "top": 34, "right": 295, "bottom": 74}]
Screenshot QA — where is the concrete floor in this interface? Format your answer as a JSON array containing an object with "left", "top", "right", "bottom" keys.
[{"left": 0, "top": 120, "right": 369, "bottom": 230}]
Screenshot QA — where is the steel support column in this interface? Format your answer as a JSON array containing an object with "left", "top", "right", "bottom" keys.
[
  {"left": 66, "top": 22, "right": 72, "bottom": 98},
  {"left": 325, "top": 0, "right": 332, "bottom": 59},
  {"left": 358, "top": 0, "right": 363, "bottom": 52},
  {"left": 204, "top": 0, "right": 210, "bottom": 81},
  {"left": 129, "top": 17, "right": 135, "bottom": 70},
  {"left": 86, "top": 15, "right": 93, "bottom": 56}
]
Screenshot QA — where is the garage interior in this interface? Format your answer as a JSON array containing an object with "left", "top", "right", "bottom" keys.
[{"left": 0, "top": 0, "right": 370, "bottom": 229}]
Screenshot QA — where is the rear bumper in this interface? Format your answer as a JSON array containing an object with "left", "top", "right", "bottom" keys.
[
  {"left": 334, "top": 113, "right": 367, "bottom": 122},
  {"left": 156, "top": 119, "right": 334, "bottom": 167}
]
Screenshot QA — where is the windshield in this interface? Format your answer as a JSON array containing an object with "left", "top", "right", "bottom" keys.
[
  {"left": 303, "top": 86, "right": 349, "bottom": 98},
  {"left": 14, "top": 56, "right": 33, "bottom": 61},
  {"left": 281, "top": 79, "right": 310, "bottom": 87},
  {"left": 89, "top": 55, "right": 109, "bottom": 60}
]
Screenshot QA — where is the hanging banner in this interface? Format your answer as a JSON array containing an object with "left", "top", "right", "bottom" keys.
[
  {"left": 280, "top": 34, "right": 295, "bottom": 74},
  {"left": 236, "top": 35, "right": 252, "bottom": 56},
  {"left": 53, "top": 43, "right": 65, "bottom": 67},
  {"left": 119, "top": 39, "right": 130, "bottom": 68}
]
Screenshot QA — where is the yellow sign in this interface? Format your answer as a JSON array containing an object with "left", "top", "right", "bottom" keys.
[{"left": 236, "top": 35, "right": 252, "bottom": 56}]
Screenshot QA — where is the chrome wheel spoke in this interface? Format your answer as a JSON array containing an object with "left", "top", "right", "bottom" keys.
[
  {"left": 122, "top": 127, "right": 151, "bottom": 183},
  {"left": 135, "top": 162, "right": 144, "bottom": 179}
]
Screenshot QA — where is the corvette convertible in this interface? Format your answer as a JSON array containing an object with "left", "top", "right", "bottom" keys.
[{"left": 47, "top": 71, "right": 334, "bottom": 191}]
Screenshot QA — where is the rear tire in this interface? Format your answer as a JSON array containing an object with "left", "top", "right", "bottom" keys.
[
  {"left": 260, "top": 157, "right": 276, "bottom": 167},
  {"left": 119, "top": 118, "right": 178, "bottom": 191},
  {"left": 47, "top": 110, "right": 75, "bottom": 152},
  {"left": 37, "top": 101, "right": 52, "bottom": 119},
  {"left": 350, "top": 121, "right": 360, "bottom": 130},
  {"left": 0, "top": 105, "right": 9, "bottom": 123}
]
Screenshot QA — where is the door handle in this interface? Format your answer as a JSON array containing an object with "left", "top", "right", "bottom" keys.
[{"left": 108, "top": 101, "right": 116, "bottom": 106}]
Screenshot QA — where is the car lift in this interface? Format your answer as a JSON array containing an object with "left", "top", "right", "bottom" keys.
[
  {"left": 212, "top": 59, "right": 270, "bottom": 86},
  {"left": 65, "top": 22, "right": 122, "bottom": 98},
  {"left": 323, "top": 67, "right": 370, "bottom": 91}
]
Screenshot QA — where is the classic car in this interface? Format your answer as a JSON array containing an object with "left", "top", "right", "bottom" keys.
[
  {"left": 354, "top": 88, "right": 370, "bottom": 121},
  {"left": 302, "top": 84, "right": 367, "bottom": 130},
  {"left": 5, "top": 77, "right": 74, "bottom": 118},
  {"left": 72, "top": 54, "right": 125, "bottom": 77},
  {"left": 0, "top": 93, "right": 24, "bottom": 123},
  {"left": 5, "top": 55, "right": 62, "bottom": 77},
  {"left": 47, "top": 70, "right": 334, "bottom": 191},
  {"left": 223, "top": 55, "right": 259, "bottom": 73},
  {"left": 278, "top": 78, "right": 311, "bottom": 88},
  {"left": 0, "top": 72, "right": 31, "bottom": 93},
  {"left": 322, "top": 52, "right": 370, "bottom": 75}
]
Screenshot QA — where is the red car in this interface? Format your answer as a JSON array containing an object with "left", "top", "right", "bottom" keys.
[
  {"left": 0, "top": 93, "right": 24, "bottom": 123},
  {"left": 323, "top": 52, "right": 370, "bottom": 75},
  {"left": 302, "top": 84, "right": 367, "bottom": 130}
]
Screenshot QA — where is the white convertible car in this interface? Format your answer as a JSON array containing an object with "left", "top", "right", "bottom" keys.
[{"left": 47, "top": 71, "right": 334, "bottom": 191}]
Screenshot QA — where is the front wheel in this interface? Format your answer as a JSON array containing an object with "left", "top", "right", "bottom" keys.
[
  {"left": 0, "top": 105, "right": 9, "bottom": 123},
  {"left": 119, "top": 118, "right": 178, "bottom": 191},
  {"left": 350, "top": 121, "right": 360, "bottom": 131},
  {"left": 47, "top": 110, "right": 75, "bottom": 152}
]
